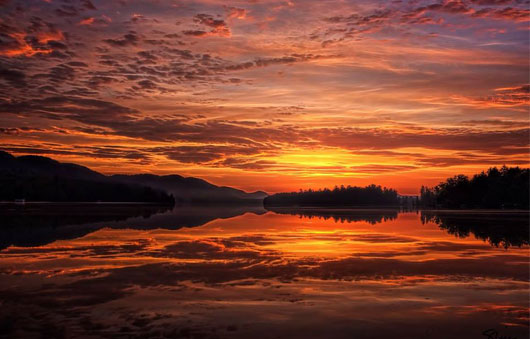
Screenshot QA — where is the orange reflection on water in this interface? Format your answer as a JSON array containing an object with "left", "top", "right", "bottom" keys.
[{"left": 0, "top": 208, "right": 528, "bottom": 338}]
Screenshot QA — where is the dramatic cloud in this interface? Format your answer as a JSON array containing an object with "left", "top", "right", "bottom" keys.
[
  {"left": 0, "top": 0, "right": 528, "bottom": 193},
  {"left": 103, "top": 32, "right": 140, "bottom": 47}
]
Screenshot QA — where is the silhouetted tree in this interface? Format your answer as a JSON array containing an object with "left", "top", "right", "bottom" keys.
[{"left": 420, "top": 166, "right": 529, "bottom": 209}]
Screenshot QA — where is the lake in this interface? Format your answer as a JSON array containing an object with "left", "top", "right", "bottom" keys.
[{"left": 0, "top": 205, "right": 528, "bottom": 339}]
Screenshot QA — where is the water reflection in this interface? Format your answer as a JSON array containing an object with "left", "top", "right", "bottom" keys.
[
  {"left": 421, "top": 210, "right": 529, "bottom": 248},
  {"left": 264, "top": 207, "right": 398, "bottom": 224},
  {"left": 0, "top": 207, "right": 528, "bottom": 339},
  {"left": 0, "top": 203, "right": 265, "bottom": 249}
]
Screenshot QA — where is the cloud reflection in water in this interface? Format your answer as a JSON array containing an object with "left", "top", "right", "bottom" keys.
[{"left": 0, "top": 207, "right": 528, "bottom": 338}]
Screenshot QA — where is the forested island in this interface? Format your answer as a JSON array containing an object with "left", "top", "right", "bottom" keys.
[{"left": 264, "top": 184, "right": 400, "bottom": 207}]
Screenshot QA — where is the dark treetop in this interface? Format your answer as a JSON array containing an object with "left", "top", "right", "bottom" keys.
[
  {"left": 420, "top": 166, "right": 529, "bottom": 209},
  {"left": 264, "top": 184, "right": 400, "bottom": 207}
]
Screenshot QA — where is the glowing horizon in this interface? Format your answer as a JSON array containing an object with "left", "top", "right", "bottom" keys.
[{"left": 0, "top": 0, "right": 528, "bottom": 194}]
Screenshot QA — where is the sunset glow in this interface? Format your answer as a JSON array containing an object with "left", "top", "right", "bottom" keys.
[{"left": 0, "top": 0, "right": 528, "bottom": 193}]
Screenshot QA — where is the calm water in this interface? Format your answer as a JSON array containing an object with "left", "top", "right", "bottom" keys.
[{"left": 0, "top": 205, "right": 528, "bottom": 339}]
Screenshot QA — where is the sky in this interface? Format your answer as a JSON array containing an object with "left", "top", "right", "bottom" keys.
[{"left": 0, "top": 0, "right": 528, "bottom": 194}]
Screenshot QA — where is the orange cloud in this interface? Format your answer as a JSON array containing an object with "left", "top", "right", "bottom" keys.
[
  {"left": 36, "top": 30, "right": 64, "bottom": 44},
  {"left": 225, "top": 6, "right": 248, "bottom": 20},
  {"left": 0, "top": 33, "right": 54, "bottom": 57},
  {"left": 0, "top": 28, "right": 64, "bottom": 57},
  {"left": 78, "top": 17, "right": 95, "bottom": 25}
]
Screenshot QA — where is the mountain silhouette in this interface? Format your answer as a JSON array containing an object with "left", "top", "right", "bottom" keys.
[
  {"left": 112, "top": 174, "right": 267, "bottom": 203},
  {"left": 0, "top": 150, "right": 105, "bottom": 180},
  {"left": 0, "top": 151, "right": 173, "bottom": 203},
  {"left": 0, "top": 150, "right": 266, "bottom": 203}
]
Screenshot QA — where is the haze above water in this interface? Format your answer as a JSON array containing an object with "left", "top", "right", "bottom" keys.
[{"left": 0, "top": 206, "right": 528, "bottom": 339}]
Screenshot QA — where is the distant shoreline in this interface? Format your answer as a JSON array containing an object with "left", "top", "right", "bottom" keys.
[
  {"left": 264, "top": 206, "right": 529, "bottom": 212},
  {"left": 1, "top": 202, "right": 527, "bottom": 212}
]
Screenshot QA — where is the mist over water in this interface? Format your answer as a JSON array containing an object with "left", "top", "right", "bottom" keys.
[{"left": 0, "top": 206, "right": 528, "bottom": 338}]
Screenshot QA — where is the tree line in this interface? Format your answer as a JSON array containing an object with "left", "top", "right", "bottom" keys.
[
  {"left": 264, "top": 166, "right": 528, "bottom": 209},
  {"left": 264, "top": 184, "right": 400, "bottom": 207},
  {"left": 420, "top": 166, "right": 529, "bottom": 209}
]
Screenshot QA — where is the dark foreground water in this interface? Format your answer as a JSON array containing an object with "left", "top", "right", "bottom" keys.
[{"left": 0, "top": 205, "right": 528, "bottom": 339}]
